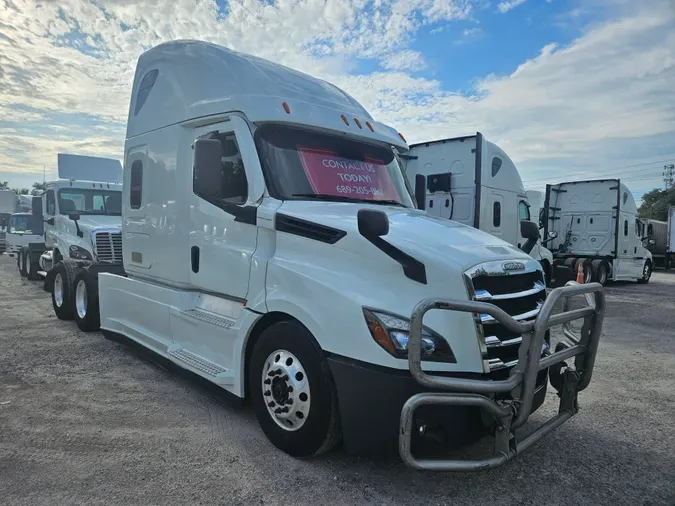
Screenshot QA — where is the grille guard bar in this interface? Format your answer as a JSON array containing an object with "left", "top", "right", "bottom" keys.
[{"left": 399, "top": 281, "right": 605, "bottom": 472}]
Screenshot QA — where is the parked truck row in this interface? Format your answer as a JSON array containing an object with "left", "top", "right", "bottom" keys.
[{"left": 11, "top": 40, "right": 609, "bottom": 471}]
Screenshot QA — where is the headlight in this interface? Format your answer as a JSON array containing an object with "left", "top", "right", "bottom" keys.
[
  {"left": 69, "top": 245, "right": 92, "bottom": 260},
  {"left": 363, "top": 308, "right": 456, "bottom": 363}
]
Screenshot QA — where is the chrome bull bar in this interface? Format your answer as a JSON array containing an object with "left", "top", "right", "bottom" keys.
[{"left": 399, "top": 281, "right": 605, "bottom": 471}]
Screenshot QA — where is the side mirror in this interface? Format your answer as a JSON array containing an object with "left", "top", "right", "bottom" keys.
[
  {"left": 68, "top": 213, "right": 83, "bottom": 237},
  {"left": 520, "top": 220, "right": 540, "bottom": 240},
  {"left": 68, "top": 213, "right": 81, "bottom": 221},
  {"left": 32, "top": 196, "right": 43, "bottom": 219},
  {"left": 357, "top": 209, "right": 389, "bottom": 238},
  {"left": 414, "top": 174, "right": 426, "bottom": 210},
  {"left": 548, "top": 231, "right": 558, "bottom": 240},
  {"left": 193, "top": 138, "right": 223, "bottom": 200}
]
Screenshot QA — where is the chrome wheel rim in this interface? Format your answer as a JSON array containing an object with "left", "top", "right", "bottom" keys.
[
  {"left": 75, "top": 279, "right": 87, "bottom": 319},
  {"left": 598, "top": 266, "right": 607, "bottom": 284},
  {"left": 25, "top": 256, "right": 30, "bottom": 275},
  {"left": 54, "top": 273, "right": 64, "bottom": 307},
  {"left": 262, "top": 350, "right": 310, "bottom": 431},
  {"left": 643, "top": 263, "right": 651, "bottom": 280}
]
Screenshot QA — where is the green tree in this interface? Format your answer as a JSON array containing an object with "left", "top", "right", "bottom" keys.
[
  {"left": 32, "top": 181, "right": 48, "bottom": 195},
  {"left": 638, "top": 187, "right": 675, "bottom": 221},
  {"left": 0, "top": 181, "right": 9, "bottom": 190}
]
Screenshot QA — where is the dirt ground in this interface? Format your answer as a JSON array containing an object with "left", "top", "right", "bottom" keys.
[{"left": 1, "top": 254, "right": 674, "bottom": 506}]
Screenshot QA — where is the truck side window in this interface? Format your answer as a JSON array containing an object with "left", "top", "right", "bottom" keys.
[
  {"left": 518, "top": 200, "right": 530, "bottom": 221},
  {"left": 46, "top": 190, "right": 56, "bottom": 215},
  {"left": 491, "top": 157, "right": 502, "bottom": 177},
  {"left": 635, "top": 219, "right": 642, "bottom": 237},
  {"left": 130, "top": 160, "right": 143, "bottom": 209},
  {"left": 194, "top": 133, "right": 248, "bottom": 205},
  {"left": 623, "top": 219, "right": 628, "bottom": 236},
  {"left": 493, "top": 201, "right": 501, "bottom": 227}
]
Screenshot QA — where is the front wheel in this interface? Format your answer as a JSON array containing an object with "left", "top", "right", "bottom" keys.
[
  {"left": 73, "top": 270, "right": 100, "bottom": 332},
  {"left": 637, "top": 261, "right": 652, "bottom": 284},
  {"left": 18, "top": 248, "right": 27, "bottom": 277},
  {"left": 249, "top": 321, "right": 341, "bottom": 458},
  {"left": 51, "top": 261, "right": 79, "bottom": 320}
]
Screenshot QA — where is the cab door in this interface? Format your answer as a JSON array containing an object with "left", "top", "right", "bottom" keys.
[
  {"left": 188, "top": 116, "right": 266, "bottom": 300},
  {"left": 43, "top": 189, "right": 57, "bottom": 248}
]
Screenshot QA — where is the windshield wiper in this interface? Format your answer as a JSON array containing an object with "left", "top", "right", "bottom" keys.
[{"left": 291, "top": 193, "right": 405, "bottom": 207}]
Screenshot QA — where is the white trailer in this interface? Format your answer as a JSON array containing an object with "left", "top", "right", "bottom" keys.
[
  {"left": 67, "top": 40, "right": 604, "bottom": 471},
  {"left": 401, "top": 137, "right": 555, "bottom": 283},
  {"left": 25, "top": 154, "right": 124, "bottom": 329},
  {"left": 545, "top": 179, "right": 653, "bottom": 284},
  {"left": 0, "top": 189, "right": 17, "bottom": 252}
]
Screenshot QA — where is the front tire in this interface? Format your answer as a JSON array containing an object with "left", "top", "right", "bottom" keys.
[
  {"left": 51, "top": 260, "right": 79, "bottom": 320},
  {"left": 72, "top": 270, "right": 100, "bottom": 332},
  {"left": 18, "top": 248, "right": 27, "bottom": 277},
  {"left": 638, "top": 261, "right": 652, "bottom": 284},
  {"left": 249, "top": 321, "right": 341, "bottom": 458}
]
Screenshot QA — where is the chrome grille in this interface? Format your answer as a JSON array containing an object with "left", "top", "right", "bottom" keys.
[
  {"left": 465, "top": 260, "right": 547, "bottom": 371},
  {"left": 94, "top": 231, "right": 122, "bottom": 263}
]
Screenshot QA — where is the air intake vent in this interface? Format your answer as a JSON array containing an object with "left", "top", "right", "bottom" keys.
[
  {"left": 275, "top": 214, "right": 346, "bottom": 244},
  {"left": 95, "top": 231, "right": 122, "bottom": 264}
]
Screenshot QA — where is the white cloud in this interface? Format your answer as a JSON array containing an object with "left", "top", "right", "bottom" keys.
[
  {"left": 0, "top": 0, "right": 674, "bottom": 195},
  {"left": 380, "top": 50, "right": 427, "bottom": 71},
  {"left": 497, "top": 0, "right": 527, "bottom": 14}
]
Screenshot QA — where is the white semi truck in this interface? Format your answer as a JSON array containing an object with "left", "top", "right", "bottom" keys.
[
  {"left": 3, "top": 207, "right": 43, "bottom": 276},
  {"left": 66, "top": 40, "right": 605, "bottom": 471},
  {"left": 25, "top": 154, "right": 124, "bottom": 329},
  {"left": 401, "top": 137, "right": 556, "bottom": 283},
  {"left": 544, "top": 179, "right": 653, "bottom": 284},
  {"left": 644, "top": 218, "right": 671, "bottom": 269},
  {"left": 669, "top": 206, "right": 675, "bottom": 269},
  {"left": 0, "top": 189, "right": 17, "bottom": 253}
]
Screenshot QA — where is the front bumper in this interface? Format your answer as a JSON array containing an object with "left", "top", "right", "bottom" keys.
[
  {"left": 327, "top": 355, "right": 548, "bottom": 457},
  {"left": 398, "top": 281, "right": 605, "bottom": 471}
]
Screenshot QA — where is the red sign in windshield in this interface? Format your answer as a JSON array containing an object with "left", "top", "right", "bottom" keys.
[{"left": 297, "top": 147, "right": 399, "bottom": 201}]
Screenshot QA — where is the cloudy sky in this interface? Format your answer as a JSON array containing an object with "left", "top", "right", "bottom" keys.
[{"left": 1, "top": 0, "right": 674, "bottom": 200}]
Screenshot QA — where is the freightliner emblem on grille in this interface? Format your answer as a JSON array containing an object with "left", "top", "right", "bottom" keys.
[{"left": 502, "top": 261, "right": 526, "bottom": 272}]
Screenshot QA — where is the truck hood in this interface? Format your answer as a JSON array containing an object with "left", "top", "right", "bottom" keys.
[
  {"left": 76, "top": 215, "right": 122, "bottom": 231},
  {"left": 278, "top": 201, "right": 532, "bottom": 271}
]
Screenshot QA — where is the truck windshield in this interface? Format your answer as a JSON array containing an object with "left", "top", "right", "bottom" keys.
[
  {"left": 9, "top": 215, "right": 33, "bottom": 233},
  {"left": 255, "top": 124, "right": 414, "bottom": 208},
  {"left": 57, "top": 189, "right": 121, "bottom": 216}
]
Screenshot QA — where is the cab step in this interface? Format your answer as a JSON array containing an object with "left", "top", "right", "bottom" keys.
[
  {"left": 167, "top": 345, "right": 234, "bottom": 384},
  {"left": 180, "top": 308, "right": 235, "bottom": 329}
]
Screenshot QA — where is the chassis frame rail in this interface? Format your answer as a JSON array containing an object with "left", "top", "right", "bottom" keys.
[{"left": 399, "top": 281, "right": 605, "bottom": 471}]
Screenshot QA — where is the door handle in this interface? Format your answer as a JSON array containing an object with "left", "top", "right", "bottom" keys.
[{"left": 191, "top": 246, "right": 200, "bottom": 273}]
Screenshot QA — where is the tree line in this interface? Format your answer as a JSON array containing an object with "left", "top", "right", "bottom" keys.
[
  {"left": 0, "top": 181, "right": 48, "bottom": 196},
  {"left": 638, "top": 187, "right": 675, "bottom": 221}
]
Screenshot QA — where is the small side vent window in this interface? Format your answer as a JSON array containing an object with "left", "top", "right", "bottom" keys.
[
  {"left": 493, "top": 201, "right": 501, "bottom": 227},
  {"left": 130, "top": 160, "right": 143, "bottom": 209},
  {"left": 624, "top": 219, "right": 628, "bottom": 236},
  {"left": 623, "top": 192, "right": 628, "bottom": 205},
  {"left": 491, "top": 157, "right": 503, "bottom": 177},
  {"left": 134, "top": 69, "right": 159, "bottom": 116}
]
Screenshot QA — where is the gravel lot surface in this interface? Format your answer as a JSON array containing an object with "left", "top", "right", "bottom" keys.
[{"left": 1, "top": 254, "right": 674, "bottom": 506}]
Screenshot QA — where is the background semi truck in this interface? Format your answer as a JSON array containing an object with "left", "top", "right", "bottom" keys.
[
  {"left": 0, "top": 189, "right": 17, "bottom": 253},
  {"left": 400, "top": 136, "right": 555, "bottom": 283},
  {"left": 669, "top": 206, "right": 675, "bottom": 268},
  {"left": 644, "top": 219, "right": 671, "bottom": 269},
  {"left": 4, "top": 208, "right": 43, "bottom": 277},
  {"left": 25, "top": 154, "right": 123, "bottom": 329},
  {"left": 61, "top": 40, "right": 604, "bottom": 471},
  {"left": 544, "top": 179, "right": 653, "bottom": 284}
]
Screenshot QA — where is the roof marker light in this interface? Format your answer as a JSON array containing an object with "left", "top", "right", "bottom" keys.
[
  {"left": 354, "top": 118, "right": 362, "bottom": 129},
  {"left": 398, "top": 132, "right": 407, "bottom": 143},
  {"left": 341, "top": 115, "right": 349, "bottom": 126},
  {"left": 365, "top": 121, "right": 374, "bottom": 132},
  {"left": 282, "top": 102, "right": 291, "bottom": 114}
]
